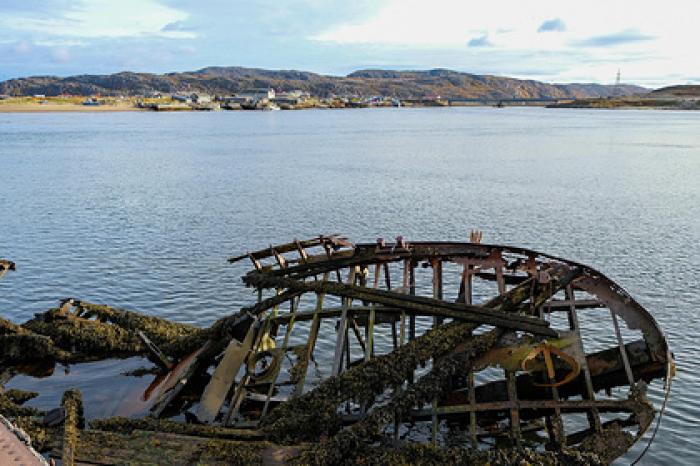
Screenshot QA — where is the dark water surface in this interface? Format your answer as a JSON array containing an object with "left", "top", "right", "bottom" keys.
[{"left": 1, "top": 107, "right": 698, "bottom": 464}]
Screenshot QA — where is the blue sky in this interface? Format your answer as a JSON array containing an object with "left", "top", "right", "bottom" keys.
[{"left": 1, "top": 0, "right": 698, "bottom": 87}]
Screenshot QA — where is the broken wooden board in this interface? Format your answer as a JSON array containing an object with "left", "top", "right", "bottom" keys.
[
  {"left": 195, "top": 325, "right": 256, "bottom": 424},
  {"left": 137, "top": 330, "right": 173, "bottom": 370},
  {"left": 149, "top": 341, "right": 213, "bottom": 417}
]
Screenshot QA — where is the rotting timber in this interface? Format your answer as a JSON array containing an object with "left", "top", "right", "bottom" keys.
[{"left": 0, "top": 234, "right": 674, "bottom": 465}]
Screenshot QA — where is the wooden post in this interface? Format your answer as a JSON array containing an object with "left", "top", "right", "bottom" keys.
[
  {"left": 365, "top": 305, "right": 375, "bottom": 362},
  {"left": 400, "top": 259, "right": 409, "bottom": 346},
  {"left": 545, "top": 358, "right": 565, "bottom": 447},
  {"left": 409, "top": 261, "right": 416, "bottom": 342},
  {"left": 535, "top": 289, "right": 564, "bottom": 447},
  {"left": 463, "top": 265, "right": 473, "bottom": 305},
  {"left": 261, "top": 295, "right": 300, "bottom": 417},
  {"left": 566, "top": 285, "right": 601, "bottom": 432},
  {"left": 611, "top": 309, "right": 635, "bottom": 386},
  {"left": 332, "top": 268, "right": 357, "bottom": 376},
  {"left": 495, "top": 263, "right": 506, "bottom": 295},
  {"left": 506, "top": 370, "right": 521, "bottom": 446},
  {"left": 431, "top": 259, "right": 442, "bottom": 443},
  {"left": 431, "top": 259, "right": 443, "bottom": 326},
  {"left": 468, "top": 371, "right": 478, "bottom": 447},
  {"left": 292, "top": 272, "right": 329, "bottom": 397}
]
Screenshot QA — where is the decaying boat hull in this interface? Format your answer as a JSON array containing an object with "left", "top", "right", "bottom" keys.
[{"left": 0, "top": 235, "right": 674, "bottom": 465}]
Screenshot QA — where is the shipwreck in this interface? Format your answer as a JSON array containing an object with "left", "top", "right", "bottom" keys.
[{"left": 0, "top": 235, "right": 674, "bottom": 465}]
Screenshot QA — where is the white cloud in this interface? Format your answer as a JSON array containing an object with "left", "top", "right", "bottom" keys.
[
  {"left": 14, "top": 41, "right": 32, "bottom": 54},
  {"left": 51, "top": 48, "right": 71, "bottom": 63},
  {"left": 312, "top": 0, "right": 695, "bottom": 48},
  {"left": 34, "top": 39, "right": 87, "bottom": 47},
  {"left": 1, "top": 0, "right": 195, "bottom": 40},
  {"left": 312, "top": 0, "right": 700, "bottom": 83}
]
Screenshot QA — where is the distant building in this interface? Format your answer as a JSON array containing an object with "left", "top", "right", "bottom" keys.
[
  {"left": 223, "top": 96, "right": 246, "bottom": 103},
  {"left": 274, "top": 90, "right": 315, "bottom": 108},
  {"left": 0, "top": 95, "right": 9, "bottom": 100},
  {"left": 272, "top": 95, "right": 299, "bottom": 106},
  {"left": 235, "top": 88, "right": 275, "bottom": 100},
  {"left": 171, "top": 94, "right": 192, "bottom": 104},
  {"left": 33, "top": 94, "right": 46, "bottom": 99},
  {"left": 276, "top": 90, "right": 309, "bottom": 99},
  {"left": 273, "top": 90, "right": 311, "bottom": 104},
  {"left": 190, "top": 93, "right": 212, "bottom": 104}
]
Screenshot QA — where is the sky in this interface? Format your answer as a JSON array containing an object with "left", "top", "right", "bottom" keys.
[{"left": 0, "top": 0, "right": 698, "bottom": 87}]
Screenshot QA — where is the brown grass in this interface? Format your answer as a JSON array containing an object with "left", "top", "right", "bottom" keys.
[{"left": 0, "top": 97, "right": 144, "bottom": 113}]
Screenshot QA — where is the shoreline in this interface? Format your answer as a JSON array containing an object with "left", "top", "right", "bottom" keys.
[
  {"left": 0, "top": 103, "right": 146, "bottom": 113},
  {"left": 1, "top": 102, "right": 698, "bottom": 113}
]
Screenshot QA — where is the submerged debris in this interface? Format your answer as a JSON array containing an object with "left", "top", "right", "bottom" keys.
[
  {"left": 0, "top": 235, "right": 674, "bottom": 465},
  {"left": 298, "top": 443, "right": 606, "bottom": 466},
  {"left": 0, "top": 389, "right": 42, "bottom": 418}
]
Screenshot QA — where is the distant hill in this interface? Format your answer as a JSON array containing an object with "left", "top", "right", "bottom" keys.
[
  {"left": 0, "top": 67, "right": 648, "bottom": 99},
  {"left": 651, "top": 85, "right": 700, "bottom": 97}
]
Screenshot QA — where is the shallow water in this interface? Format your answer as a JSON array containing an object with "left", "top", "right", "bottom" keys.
[{"left": 1, "top": 107, "right": 698, "bottom": 464}]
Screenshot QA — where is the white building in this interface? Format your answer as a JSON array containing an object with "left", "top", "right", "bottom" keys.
[
  {"left": 235, "top": 88, "right": 275, "bottom": 100},
  {"left": 191, "top": 93, "right": 212, "bottom": 104}
]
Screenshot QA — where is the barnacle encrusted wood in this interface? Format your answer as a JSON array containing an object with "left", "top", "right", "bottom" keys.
[{"left": 0, "top": 237, "right": 674, "bottom": 465}]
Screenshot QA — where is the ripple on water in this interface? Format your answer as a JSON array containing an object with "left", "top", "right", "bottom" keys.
[{"left": 1, "top": 108, "right": 699, "bottom": 465}]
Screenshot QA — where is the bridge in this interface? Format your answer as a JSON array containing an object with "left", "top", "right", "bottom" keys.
[{"left": 447, "top": 97, "right": 573, "bottom": 106}]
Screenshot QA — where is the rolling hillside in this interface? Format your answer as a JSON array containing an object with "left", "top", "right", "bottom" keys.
[{"left": 0, "top": 67, "right": 647, "bottom": 99}]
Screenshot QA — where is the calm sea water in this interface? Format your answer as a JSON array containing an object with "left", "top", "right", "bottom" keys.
[{"left": 1, "top": 107, "right": 698, "bottom": 464}]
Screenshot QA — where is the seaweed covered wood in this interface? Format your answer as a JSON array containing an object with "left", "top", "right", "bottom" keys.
[
  {"left": 61, "top": 389, "right": 84, "bottom": 466},
  {"left": 297, "top": 444, "right": 606, "bottom": 466},
  {"left": 46, "top": 428, "right": 269, "bottom": 465},
  {"left": 261, "top": 322, "right": 481, "bottom": 441},
  {"left": 261, "top": 264, "right": 581, "bottom": 443},
  {"left": 0, "top": 389, "right": 42, "bottom": 417},
  {"left": 90, "top": 416, "right": 264, "bottom": 440},
  {"left": 0, "top": 236, "right": 675, "bottom": 465},
  {"left": 22, "top": 300, "right": 208, "bottom": 361},
  {"left": 305, "top": 329, "right": 504, "bottom": 465},
  {"left": 0, "top": 300, "right": 254, "bottom": 366}
]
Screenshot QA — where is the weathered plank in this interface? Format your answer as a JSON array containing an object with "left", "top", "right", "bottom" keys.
[
  {"left": 195, "top": 325, "right": 256, "bottom": 424},
  {"left": 228, "top": 235, "right": 351, "bottom": 263},
  {"left": 47, "top": 429, "right": 269, "bottom": 465},
  {"left": 243, "top": 274, "right": 557, "bottom": 337},
  {"left": 149, "top": 341, "right": 213, "bottom": 417}
]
